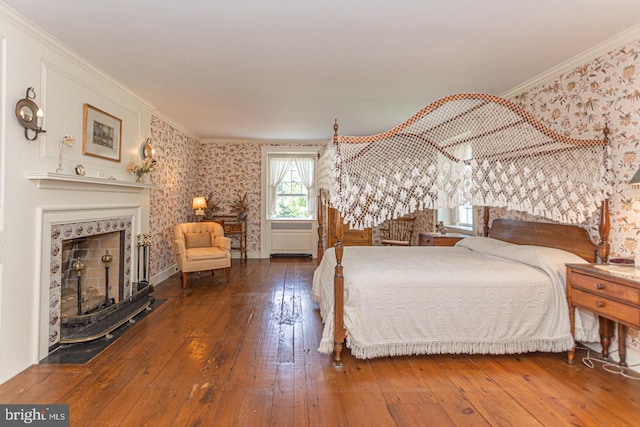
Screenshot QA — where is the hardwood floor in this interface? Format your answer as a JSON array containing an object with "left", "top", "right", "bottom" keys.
[{"left": 2, "top": 258, "right": 640, "bottom": 426}]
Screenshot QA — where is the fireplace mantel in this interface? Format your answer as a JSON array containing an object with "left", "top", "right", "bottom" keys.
[{"left": 26, "top": 171, "right": 153, "bottom": 192}]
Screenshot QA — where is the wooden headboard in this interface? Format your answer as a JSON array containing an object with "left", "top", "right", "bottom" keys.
[{"left": 488, "top": 219, "right": 598, "bottom": 262}]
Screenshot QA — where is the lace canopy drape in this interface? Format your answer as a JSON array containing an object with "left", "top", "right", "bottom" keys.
[{"left": 317, "top": 93, "right": 611, "bottom": 230}]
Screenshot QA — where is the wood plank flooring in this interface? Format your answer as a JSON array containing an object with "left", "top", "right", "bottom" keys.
[{"left": 2, "top": 258, "right": 640, "bottom": 426}]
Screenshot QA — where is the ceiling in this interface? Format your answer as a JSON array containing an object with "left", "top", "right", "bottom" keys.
[{"left": 4, "top": 1, "right": 640, "bottom": 140}]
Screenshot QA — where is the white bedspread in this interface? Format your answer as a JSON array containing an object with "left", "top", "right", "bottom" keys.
[{"left": 312, "top": 236, "right": 599, "bottom": 359}]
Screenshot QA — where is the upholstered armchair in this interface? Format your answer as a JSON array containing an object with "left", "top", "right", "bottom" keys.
[{"left": 173, "top": 222, "right": 232, "bottom": 288}]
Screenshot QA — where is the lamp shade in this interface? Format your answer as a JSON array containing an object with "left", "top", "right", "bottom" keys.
[
  {"left": 192, "top": 196, "right": 207, "bottom": 210},
  {"left": 630, "top": 168, "right": 640, "bottom": 188}
]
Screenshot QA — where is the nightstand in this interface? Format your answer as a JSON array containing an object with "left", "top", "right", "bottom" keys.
[
  {"left": 566, "top": 263, "right": 640, "bottom": 366},
  {"left": 418, "top": 232, "right": 468, "bottom": 247}
]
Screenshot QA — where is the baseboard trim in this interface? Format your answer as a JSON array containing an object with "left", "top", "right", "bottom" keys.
[{"left": 150, "top": 263, "right": 179, "bottom": 285}]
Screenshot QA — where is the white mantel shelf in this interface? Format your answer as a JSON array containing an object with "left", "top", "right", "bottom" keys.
[{"left": 26, "top": 172, "right": 153, "bottom": 192}]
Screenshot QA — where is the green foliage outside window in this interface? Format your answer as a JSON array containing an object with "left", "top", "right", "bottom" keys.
[{"left": 276, "top": 196, "right": 309, "bottom": 218}]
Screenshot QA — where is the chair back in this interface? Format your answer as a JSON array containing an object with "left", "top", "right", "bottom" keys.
[
  {"left": 174, "top": 222, "right": 224, "bottom": 242},
  {"left": 381, "top": 217, "right": 416, "bottom": 245}
]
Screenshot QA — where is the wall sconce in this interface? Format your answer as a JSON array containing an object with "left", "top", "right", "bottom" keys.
[
  {"left": 141, "top": 137, "right": 156, "bottom": 160},
  {"left": 630, "top": 167, "right": 640, "bottom": 188},
  {"left": 192, "top": 196, "right": 207, "bottom": 218},
  {"left": 56, "top": 135, "right": 75, "bottom": 173},
  {"left": 15, "top": 87, "right": 46, "bottom": 141}
]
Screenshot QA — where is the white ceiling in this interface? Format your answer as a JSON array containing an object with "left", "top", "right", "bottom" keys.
[{"left": 4, "top": 0, "right": 640, "bottom": 140}]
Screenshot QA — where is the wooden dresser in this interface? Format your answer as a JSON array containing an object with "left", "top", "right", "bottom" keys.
[
  {"left": 327, "top": 207, "right": 372, "bottom": 247},
  {"left": 566, "top": 263, "right": 640, "bottom": 366},
  {"left": 418, "top": 232, "right": 468, "bottom": 247}
]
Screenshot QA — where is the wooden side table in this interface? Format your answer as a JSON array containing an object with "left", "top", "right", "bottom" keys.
[
  {"left": 207, "top": 216, "right": 247, "bottom": 262},
  {"left": 566, "top": 263, "right": 640, "bottom": 366},
  {"left": 418, "top": 232, "right": 468, "bottom": 247}
]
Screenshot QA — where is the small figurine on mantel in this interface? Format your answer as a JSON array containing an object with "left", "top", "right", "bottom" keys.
[
  {"left": 231, "top": 192, "right": 249, "bottom": 221},
  {"left": 435, "top": 221, "right": 448, "bottom": 235}
]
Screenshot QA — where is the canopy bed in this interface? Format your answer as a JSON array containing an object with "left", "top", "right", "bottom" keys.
[{"left": 313, "top": 93, "right": 611, "bottom": 368}]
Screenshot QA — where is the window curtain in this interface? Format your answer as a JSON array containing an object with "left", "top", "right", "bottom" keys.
[
  {"left": 268, "top": 156, "right": 292, "bottom": 216},
  {"left": 294, "top": 156, "right": 315, "bottom": 216}
]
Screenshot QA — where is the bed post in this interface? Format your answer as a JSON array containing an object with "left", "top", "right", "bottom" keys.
[
  {"left": 482, "top": 206, "right": 490, "bottom": 236},
  {"left": 598, "top": 198, "right": 610, "bottom": 263},
  {"left": 317, "top": 193, "right": 324, "bottom": 265},
  {"left": 332, "top": 119, "right": 346, "bottom": 369},
  {"left": 333, "top": 210, "right": 346, "bottom": 369}
]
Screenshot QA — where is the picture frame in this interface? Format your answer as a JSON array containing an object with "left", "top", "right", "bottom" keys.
[{"left": 82, "top": 104, "right": 122, "bottom": 162}]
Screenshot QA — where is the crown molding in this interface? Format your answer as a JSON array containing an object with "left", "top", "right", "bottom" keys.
[
  {"left": 201, "top": 138, "right": 327, "bottom": 145},
  {"left": 501, "top": 22, "right": 640, "bottom": 99},
  {"left": 0, "top": 2, "right": 156, "bottom": 111}
]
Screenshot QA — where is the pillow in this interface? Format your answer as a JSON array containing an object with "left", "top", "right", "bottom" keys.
[{"left": 184, "top": 232, "right": 212, "bottom": 249}]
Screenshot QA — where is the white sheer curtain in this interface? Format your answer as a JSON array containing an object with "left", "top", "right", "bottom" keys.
[
  {"left": 268, "top": 156, "right": 292, "bottom": 216},
  {"left": 294, "top": 156, "right": 315, "bottom": 216}
]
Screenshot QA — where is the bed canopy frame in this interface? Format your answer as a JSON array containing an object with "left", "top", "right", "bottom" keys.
[
  {"left": 317, "top": 92, "right": 610, "bottom": 231},
  {"left": 315, "top": 92, "right": 612, "bottom": 368}
]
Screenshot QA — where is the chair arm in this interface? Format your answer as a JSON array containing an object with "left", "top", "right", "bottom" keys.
[
  {"left": 172, "top": 239, "right": 188, "bottom": 269},
  {"left": 173, "top": 239, "right": 186, "bottom": 255},
  {"left": 216, "top": 236, "right": 232, "bottom": 251}
]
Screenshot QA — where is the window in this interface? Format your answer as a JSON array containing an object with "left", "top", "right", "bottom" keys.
[
  {"left": 436, "top": 205, "right": 474, "bottom": 231},
  {"left": 457, "top": 203, "right": 474, "bottom": 227},
  {"left": 267, "top": 154, "right": 316, "bottom": 220},
  {"left": 437, "top": 142, "right": 474, "bottom": 231}
]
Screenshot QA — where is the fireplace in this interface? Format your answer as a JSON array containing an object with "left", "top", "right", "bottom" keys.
[{"left": 48, "top": 217, "right": 142, "bottom": 349}]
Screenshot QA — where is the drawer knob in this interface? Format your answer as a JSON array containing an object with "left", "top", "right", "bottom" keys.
[
  {"left": 595, "top": 301, "right": 606, "bottom": 308},
  {"left": 595, "top": 283, "right": 605, "bottom": 290}
]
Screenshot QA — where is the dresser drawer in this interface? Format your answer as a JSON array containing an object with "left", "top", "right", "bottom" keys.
[
  {"left": 569, "top": 271, "right": 640, "bottom": 305},
  {"left": 342, "top": 229, "right": 372, "bottom": 246},
  {"left": 571, "top": 288, "right": 640, "bottom": 326}
]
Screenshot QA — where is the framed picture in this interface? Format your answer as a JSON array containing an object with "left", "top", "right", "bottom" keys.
[{"left": 82, "top": 104, "right": 122, "bottom": 162}]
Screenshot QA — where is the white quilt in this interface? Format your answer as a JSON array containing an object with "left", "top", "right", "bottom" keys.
[{"left": 312, "top": 236, "right": 599, "bottom": 359}]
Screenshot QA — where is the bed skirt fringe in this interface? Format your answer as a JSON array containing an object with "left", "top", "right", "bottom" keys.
[{"left": 318, "top": 336, "right": 575, "bottom": 359}]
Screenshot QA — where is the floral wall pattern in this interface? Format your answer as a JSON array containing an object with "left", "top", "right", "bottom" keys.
[
  {"left": 198, "top": 143, "right": 263, "bottom": 253},
  {"left": 500, "top": 38, "right": 640, "bottom": 351},
  {"left": 148, "top": 115, "right": 201, "bottom": 278}
]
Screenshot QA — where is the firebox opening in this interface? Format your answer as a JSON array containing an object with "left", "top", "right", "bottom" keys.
[{"left": 60, "top": 230, "right": 124, "bottom": 317}]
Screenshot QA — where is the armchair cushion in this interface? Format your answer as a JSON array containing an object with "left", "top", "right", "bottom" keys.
[{"left": 187, "top": 247, "right": 228, "bottom": 261}]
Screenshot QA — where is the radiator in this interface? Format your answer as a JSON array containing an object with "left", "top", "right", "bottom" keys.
[{"left": 269, "top": 221, "right": 315, "bottom": 257}]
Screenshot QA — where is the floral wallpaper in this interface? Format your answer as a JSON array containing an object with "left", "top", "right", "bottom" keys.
[
  {"left": 148, "top": 116, "right": 201, "bottom": 278},
  {"left": 500, "top": 39, "right": 640, "bottom": 351},
  {"left": 198, "top": 143, "right": 263, "bottom": 253}
]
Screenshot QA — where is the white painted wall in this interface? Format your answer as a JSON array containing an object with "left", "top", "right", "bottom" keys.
[{"left": 0, "top": 5, "right": 156, "bottom": 384}]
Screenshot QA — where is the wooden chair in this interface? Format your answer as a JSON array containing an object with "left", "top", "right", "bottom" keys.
[{"left": 380, "top": 217, "right": 416, "bottom": 246}]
